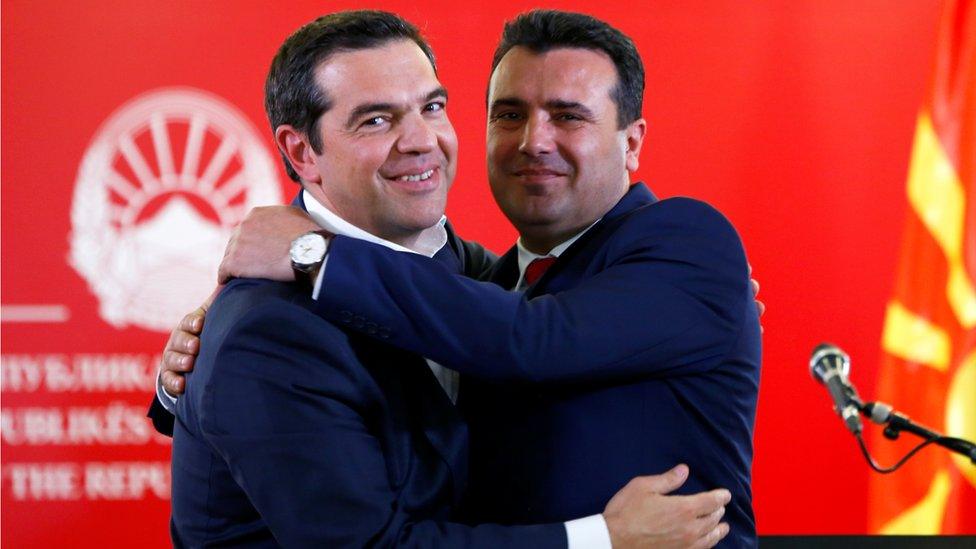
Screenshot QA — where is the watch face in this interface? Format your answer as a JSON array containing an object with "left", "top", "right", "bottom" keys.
[{"left": 290, "top": 233, "right": 327, "bottom": 266}]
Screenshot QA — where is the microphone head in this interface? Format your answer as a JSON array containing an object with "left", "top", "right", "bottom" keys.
[{"left": 810, "top": 342, "right": 850, "bottom": 385}]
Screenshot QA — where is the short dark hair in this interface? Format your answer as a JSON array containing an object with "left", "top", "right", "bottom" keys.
[
  {"left": 489, "top": 10, "right": 643, "bottom": 129},
  {"left": 265, "top": 10, "right": 436, "bottom": 182}
]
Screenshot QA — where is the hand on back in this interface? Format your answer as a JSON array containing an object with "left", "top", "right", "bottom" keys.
[{"left": 603, "top": 464, "right": 731, "bottom": 549}]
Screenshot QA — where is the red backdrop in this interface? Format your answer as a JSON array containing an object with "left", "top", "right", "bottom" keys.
[{"left": 0, "top": 0, "right": 949, "bottom": 545}]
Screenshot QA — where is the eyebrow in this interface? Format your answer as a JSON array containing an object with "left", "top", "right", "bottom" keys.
[
  {"left": 345, "top": 87, "right": 449, "bottom": 128},
  {"left": 488, "top": 97, "right": 596, "bottom": 119},
  {"left": 426, "top": 87, "right": 448, "bottom": 102},
  {"left": 545, "top": 100, "right": 596, "bottom": 119},
  {"left": 489, "top": 97, "right": 526, "bottom": 112}
]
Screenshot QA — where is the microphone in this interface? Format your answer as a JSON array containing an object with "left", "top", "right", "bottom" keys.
[
  {"left": 809, "top": 345, "right": 976, "bottom": 469},
  {"left": 810, "top": 343, "right": 863, "bottom": 434}
]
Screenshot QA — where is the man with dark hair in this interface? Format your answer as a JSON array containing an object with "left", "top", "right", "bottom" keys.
[
  {"left": 277, "top": 12, "right": 759, "bottom": 546},
  {"left": 158, "top": 9, "right": 734, "bottom": 549},
  {"left": 489, "top": 9, "right": 644, "bottom": 128},
  {"left": 263, "top": 10, "right": 437, "bottom": 182}
]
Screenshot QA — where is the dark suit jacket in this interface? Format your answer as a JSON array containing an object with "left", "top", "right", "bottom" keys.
[
  {"left": 170, "top": 258, "right": 563, "bottom": 547},
  {"left": 146, "top": 200, "right": 495, "bottom": 437},
  {"left": 154, "top": 191, "right": 558, "bottom": 547},
  {"left": 310, "top": 183, "right": 762, "bottom": 547}
]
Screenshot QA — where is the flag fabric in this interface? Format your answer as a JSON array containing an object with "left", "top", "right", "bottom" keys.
[{"left": 872, "top": 0, "right": 976, "bottom": 534}]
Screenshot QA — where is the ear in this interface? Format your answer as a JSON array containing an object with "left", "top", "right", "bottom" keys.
[
  {"left": 623, "top": 118, "right": 647, "bottom": 173},
  {"left": 275, "top": 125, "right": 322, "bottom": 183}
]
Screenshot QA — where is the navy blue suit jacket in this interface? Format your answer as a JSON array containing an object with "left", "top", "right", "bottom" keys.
[
  {"left": 145, "top": 198, "right": 495, "bottom": 439},
  {"left": 168, "top": 206, "right": 562, "bottom": 546},
  {"left": 311, "top": 183, "right": 762, "bottom": 547}
]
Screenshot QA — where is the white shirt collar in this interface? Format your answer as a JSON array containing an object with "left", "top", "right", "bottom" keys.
[
  {"left": 514, "top": 218, "right": 601, "bottom": 289},
  {"left": 302, "top": 189, "right": 447, "bottom": 258}
]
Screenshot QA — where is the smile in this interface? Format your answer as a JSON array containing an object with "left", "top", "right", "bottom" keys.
[
  {"left": 395, "top": 169, "right": 435, "bottom": 182},
  {"left": 385, "top": 166, "right": 441, "bottom": 194},
  {"left": 515, "top": 169, "right": 564, "bottom": 177}
]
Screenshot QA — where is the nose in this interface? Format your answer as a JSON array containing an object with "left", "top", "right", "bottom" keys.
[
  {"left": 518, "top": 115, "right": 554, "bottom": 156},
  {"left": 396, "top": 113, "right": 437, "bottom": 154}
]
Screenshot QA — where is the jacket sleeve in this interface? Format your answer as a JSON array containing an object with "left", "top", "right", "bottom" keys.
[
  {"left": 313, "top": 199, "right": 755, "bottom": 383},
  {"left": 146, "top": 394, "right": 174, "bottom": 437},
  {"left": 200, "top": 301, "right": 566, "bottom": 548}
]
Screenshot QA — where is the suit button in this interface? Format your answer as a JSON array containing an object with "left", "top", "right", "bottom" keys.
[
  {"left": 352, "top": 315, "right": 366, "bottom": 328},
  {"left": 378, "top": 327, "right": 391, "bottom": 339},
  {"left": 339, "top": 310, "right": 352, "bottom": 324},
  {"left": 365, "top": 322, "right": 378, "bottom": 335}
]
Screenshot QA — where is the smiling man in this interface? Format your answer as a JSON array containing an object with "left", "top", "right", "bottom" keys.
[
  {"left": 487, "top": 48, "right": 641, "bottom": 254},
  {"left": 275, "top": 14, "right": 762, "bottom": 546},
  {"left": 299, "top": 57, "right": 453, "bottom": 248},
  {"left": 161, "top": 10, "right": 733, "bottom": 549}
]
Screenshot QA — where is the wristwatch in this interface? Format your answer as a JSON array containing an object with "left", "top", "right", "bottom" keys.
[{"left": 290, "top": 230, "right": 331, "bottom": 279}]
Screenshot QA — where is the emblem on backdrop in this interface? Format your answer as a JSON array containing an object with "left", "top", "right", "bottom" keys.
[{"left": 69, "top": 88, "right": 283, "bottom": 332}]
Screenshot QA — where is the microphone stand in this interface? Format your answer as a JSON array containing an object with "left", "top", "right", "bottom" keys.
[
  {"left": 860, "top": 400, "right": 976, "bottom": 466},
  {"left": 809, "top": 343, "right": 976, "bottom": 471}
]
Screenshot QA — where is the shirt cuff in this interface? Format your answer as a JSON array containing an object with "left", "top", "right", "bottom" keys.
[
  {"left": 155, "top": 370, "right": 178, "bottom": 414},
  {"left": 564, "top": 514, "right": 612, "bottom": 549},
  {"left": 311, "top": 255, "right": 329, "bottom": 300}
]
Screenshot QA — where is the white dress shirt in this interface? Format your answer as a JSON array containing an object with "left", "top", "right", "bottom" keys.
[{"left": 157, "top": 191, "right": 610, "bottom": 548}]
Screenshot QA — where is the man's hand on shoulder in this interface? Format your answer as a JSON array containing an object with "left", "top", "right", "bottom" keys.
[
  {"left": 218, "top": 205, "right": 319, "bottom": 284},
  {"left": 603, "top": 464, "right": 730, "bottom": 549}
]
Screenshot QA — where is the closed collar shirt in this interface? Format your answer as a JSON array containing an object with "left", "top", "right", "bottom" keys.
[{"left": 514, "top": 219, "right": 601, "bottom": 290}]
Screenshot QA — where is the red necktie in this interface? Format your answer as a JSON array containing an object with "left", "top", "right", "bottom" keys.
[{"left": 523, "top": 256, "right": 557, "bottom": 286}]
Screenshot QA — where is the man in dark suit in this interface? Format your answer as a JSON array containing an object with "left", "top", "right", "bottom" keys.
[
  {"left": 161, "top": 9, "right": 734, "bottom": 549},
  {"left": 279, "top": 13, "right": 763, "bottom": 547},
  {"left": 201, "top": 10, "right": 761, "bottom": 547}
]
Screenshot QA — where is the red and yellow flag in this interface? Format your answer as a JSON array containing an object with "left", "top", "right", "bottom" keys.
[{"left": 871, "top": 0, "right": 976, "bottom": 534}]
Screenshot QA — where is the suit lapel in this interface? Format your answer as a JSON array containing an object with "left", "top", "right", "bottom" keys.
[
  {"left": 486, "top": 248, "right": 520, "bottom": 290},
  {"left": 525, "top": 183, "right": 658, "bottom": 297},
  {"left": 291, "top": 190, "right": 305, "bottom": 209},
  {"left": 410, "top": 365, "right": 469, "bottom": 504}
]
